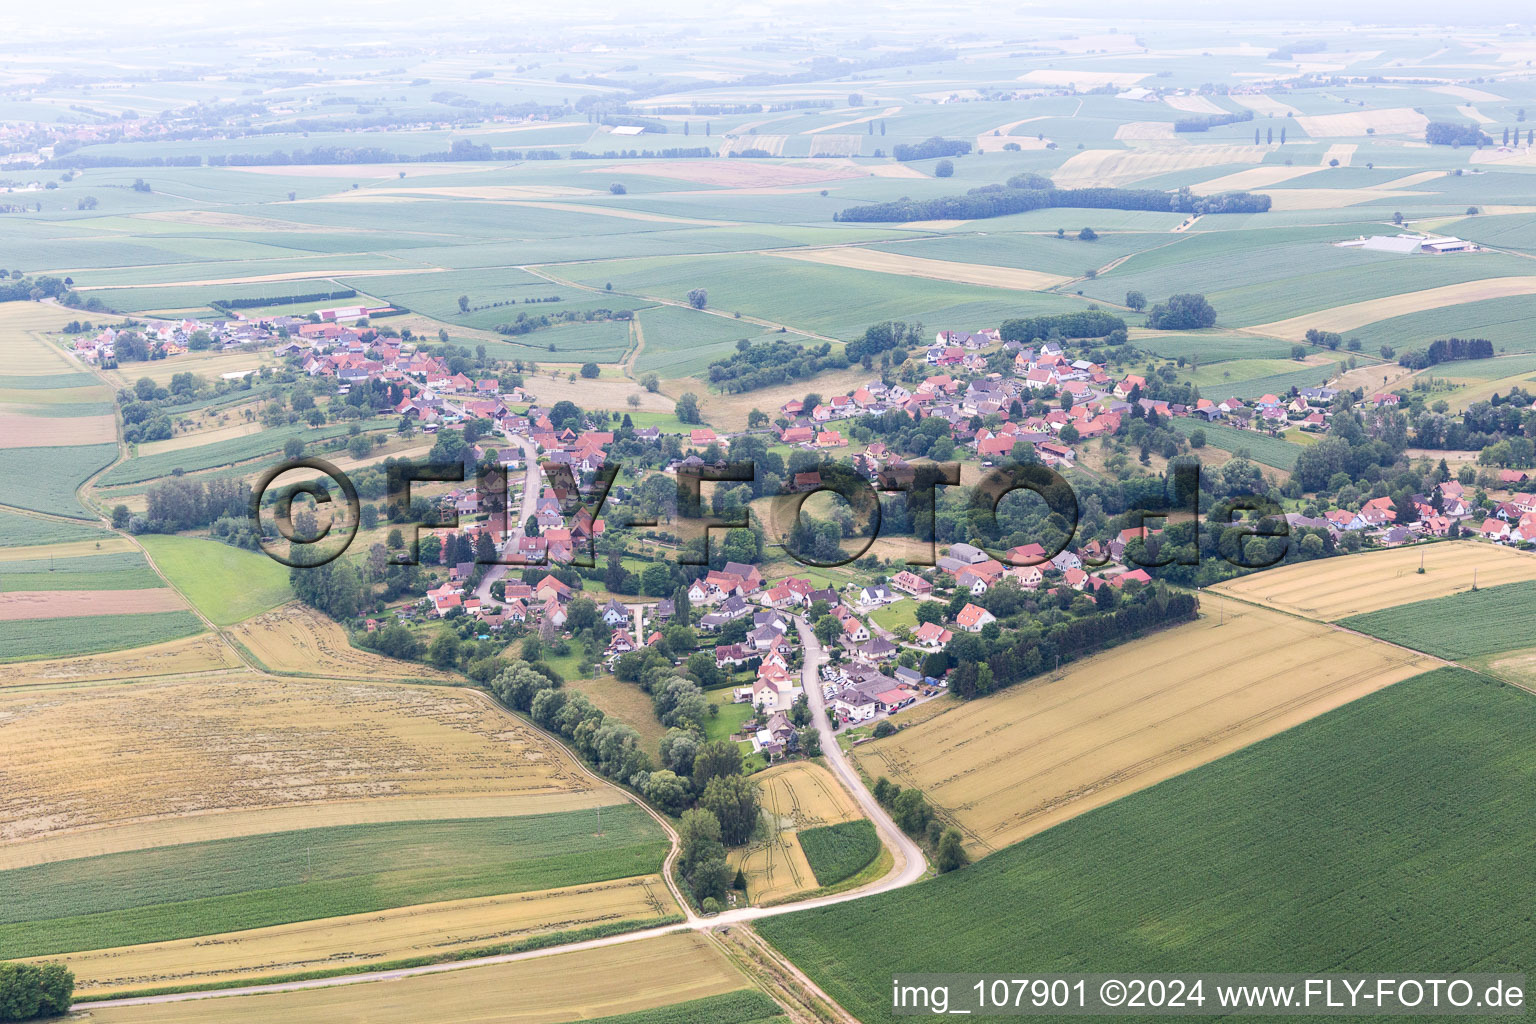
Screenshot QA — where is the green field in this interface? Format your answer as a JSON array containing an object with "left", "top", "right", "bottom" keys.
[
  {"left": 1345, "top": 295, "right": 1536, "bottom": 355},
  {"left": 100, "top": 419, "right": 390, "bottom": 486},
  {"left": 0, "top": 510, "right": 110, "bottom": 547},
  {"left": 632, "top": 304, "right": 782, "bottom": 377},
  {"left": 1185, "top": 359, "right": 1341, "bottom": 401},
  {"left": 869, "top": 600, "right": 917, "bottom": 632},
  {"left": 1339, "top": 582, "right": 1536, "bottom": 659},
  {"left": 0, "top": 807, "right": 669, "bottom": 959},
  {"left": 797, "top": 820, "right": 881, "bottom": 888},
  {"left": 1171, "top": 418, "right": 1301, "bottom": 470},
  {"left": 0, "top": 549, "right": 161, "bottom": 591},
  {"left": 550, "top": 252, "right": 1084, "bottom": 340},
  {"left": 0, "top": 444, "right": 117, "bottom": 519},
  {"left": 579, "top": 990, "right": 785, "bottom": 1024},
  {"left": 759, "top": 669, "right": 1536, "bottom": 1024},
  {"left": 0, "top": 610, "right": 203, "bottom": 662},
  {"left": 0, "top": 372, "right": 99, "bottom": 390},
  {"left": 137, "top": 535, "right": 292, "bottom": 625},
  {"left": 1126, "top": 333, "right": 1298, "bottom": 365}
]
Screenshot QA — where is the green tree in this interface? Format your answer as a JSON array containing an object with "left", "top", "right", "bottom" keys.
[
  {"left": 642, "top": 769, "right": 690, "bottom": 814},
  {"left": 0, "top": 961, "right": 74, "bottom": 1021},
  {"left": 1146, "top": 293, "right": 1216, "bottom": 330},
  {"left": 691, "top": 739, "right": 743, "bottom": 790},
  {"left": 1078, "top": 227, "right": 1098, "bottom": 241},
  {"left": 687, "top": 288, "right": 708, "bottom": 309},
  {"left": 457, "top": 295, "right": 470, "bottom": 313},
  {"left": 677, "top": 807, "right": 724, "bottom": 872},
  {"left": 892, "top": 787, "right": 933, "bottom": 835},
  {"left": 935, "top": 827, "right": 969, "bottom": 872},
  {"left": 111, "top": 504, "right": 131, "bottom": 529},
  {"left": 580, "top": 362, "right": 600, "bottom": 379},
  {"left": 798, "top": 726, "right": 822, "bottom": 757},
  {"left": 675, "top": 392, "right": 702, "bottom": 424},
  {"left": 701, "top": 774, "right": 761, "bottom": 845},
  {"left": 934, "top": 158, "right": 954, "bottom": 177},
  {"left": 428, "top": 630, "right": 461, "bottom": 670},
  {"left": 1124, "top": 290, "right": 1146, "bottom": 312}
]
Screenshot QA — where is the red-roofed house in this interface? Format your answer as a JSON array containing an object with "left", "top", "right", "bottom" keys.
[{"left": 955, "top": 603, "right": 995, "bottom": 633}]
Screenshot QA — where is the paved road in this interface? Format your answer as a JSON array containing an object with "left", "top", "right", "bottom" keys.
[
  {"left": 77, "top": 616, "right": 927, "bottom": 1012},
  {"left": 472, "top": 434, "right": 542, "bottom": 608}
]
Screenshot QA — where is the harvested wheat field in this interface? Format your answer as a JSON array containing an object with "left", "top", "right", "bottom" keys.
[
  {"left": 229, "top": 603, "right": 456, "bottom": 680},
  {"left": 0, "top": 537, "right": 132, "bottom": 561},
  {"left": 516, "top": 372, "right": 674, "bottom": 414},
  {"left": 102, "top": 349, "right": 274, "bottom": 388},
  {"left": 1262, "top": 186, "right": 1434, "bottom": 211},
  {"left": 1230, "top": 93, "right": 1301, "bottom": 116},
  {"left": 1114, "top": 121, "right": 1177, "bottom": 142},
  {"left": 1375, "top": 170, "right": 1446, "bottom": 189},
  {"left": 0, "top": 633, "right": 239, "bottom": 688},
  {"left": 50, "top": 875, "right": 678, "bottom": 996},
  {"left": 1164, "top": 94, "right": 1227, "bottom": 114},
  {"left": 1293, "top": 107, "right": 1429, "bottom": 137},
  {"left": 0, "top": 674, "right": 602, "bottom": 846},
  {"left": 0, "top": 412, "right": 115, "bottom": 447},
  {"left": 1321, "top": 143, "right": 1356, "bottom": 166},
  {"left": 718, "top": 134, "right": 787, "bottom": 156},
  {"left": 1211, "top": 541, "right": 1536, "bottom": 621},
  {"left": 1430, "top": 84, "right": 1505, "bottom": 103},
  {"left": 805, "top": 105, "right": 901, "bottom": 134},
  {"left": 771, "top": 247, "right": 1070, "bottom": 290},
  {"left": 0, "top": 304, "right": 86, "bottom": 373},
  {"left": 135, "top": 420, "right": 265, "bottom": 456},
  {"left": 0, "top": 589, "right": 185, "bottom": 620},
  {"left": 731, "top": 762, "right": 863, "bottom": 905},
  {"left": 1053, "top": 145, "right": 1264, "bottom": 188},
  {"left": 83, "top": 931, "right": 754, "bottom": 1024},
  {"left": 1186, "top": 165, "right": 1323, "bottom": 192},
  {"left": 976, "top": 116, "right": 1051, "bottom": 151},
  {"left": 851, "top": 595, "right": 1435, "bottom": 856},
  {"left": 1248, "top": 277, "right": 1536, "bottom": 339}
]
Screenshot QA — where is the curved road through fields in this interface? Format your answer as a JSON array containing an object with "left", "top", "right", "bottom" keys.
[{"left": 77, "top": 616, "right": 929, "bottom": 1012}]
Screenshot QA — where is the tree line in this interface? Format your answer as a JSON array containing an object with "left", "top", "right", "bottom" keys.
[
  {"left": 705, "top": 339, "right": 850, "bottom": 393},
  {"left": 924, "top": 585, "right": 1200, "bottom": 699},
  {"left": 1174, "top": 110, "right": 1254, "bottom": 132},
  {"left": 213, "top": 289, "right": 356, "bottom": 311},
  {"left": 834, "top": 177, "right": 1271, "bottom": 223},
  {"left": 999, "top": 310, "right": 1125, "bottom": 342},
  {"left": 1397, "top": 337, "right": 1494, "bottom": 370}
]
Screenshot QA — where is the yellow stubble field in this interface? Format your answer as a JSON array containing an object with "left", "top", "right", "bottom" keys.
[
  {"left": 228, "top": 603, "right": 457, "bottom": 680},
  {"left": 82, "top": 931, "right": 756, "bottom": 1024},
  {"left": 0, "top": 673, "right": 605, "bottom": 852},
  {"left": 730, "top": 761, "right": 863, "bottom": 905},
  {"left": 1210, "top": 540, "right": 1536, "bottom": 620},
  {"left": 47, "top": 875, "right": 678, "bottom": 996},
  {"left": 851, "top": 595, "right": 1437, "bottom": 857},
  {"left": 0, "top": 632, "right": 241, "bottom": 688},
  {"left": 770, "top": 247, "right": 1070, "bottom": 291}
]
